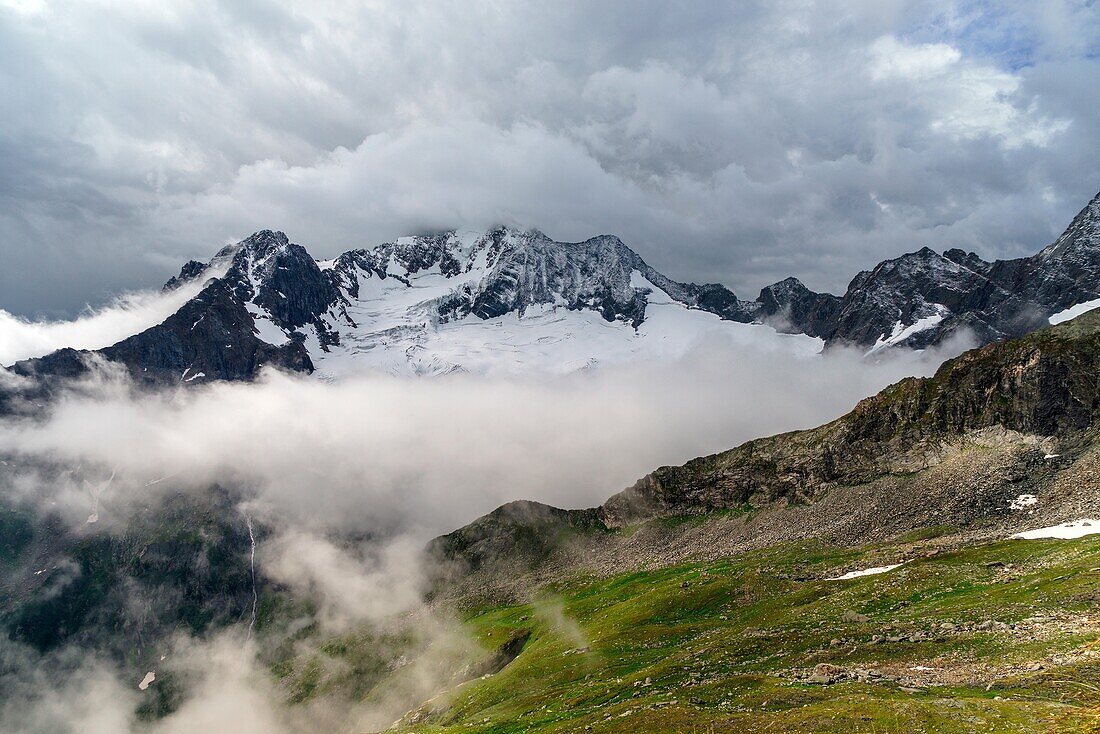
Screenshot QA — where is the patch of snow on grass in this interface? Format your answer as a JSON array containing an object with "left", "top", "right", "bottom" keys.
[
  {"left": 1049, "top": 298, "right": 1100, "bottom": 325},
  {"left": 138, "top": 671, "right": 155, "bottom": 690},
  {"left": 826, "top": 563, "right": 903, "bottom": 581},
  {"left": 1013, "top": 519, "right": 1100, "bottom": 540}
]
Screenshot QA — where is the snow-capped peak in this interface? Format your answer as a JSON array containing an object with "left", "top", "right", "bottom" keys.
[{"left": 163, "top": 226, "right": 805, "bottom": 377}]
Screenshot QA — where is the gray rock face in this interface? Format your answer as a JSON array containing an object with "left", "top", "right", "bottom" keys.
[
  {"left": 328, "top": 227, "right": 754, "bottom": 327},
  {"left": 754, "top": 277, "right": 842, "bottom": 336},
  {"left": 162, "top": 260, "right": 208, "bottom": 291},
  {"left": 10, "top": 272, "right": 313, "bottom": 391},
  {"left": 760, "top": 191, "right": 1100, "bottom": 349}
]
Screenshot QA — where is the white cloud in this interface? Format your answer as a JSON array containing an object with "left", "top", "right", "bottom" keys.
[
  {"left": 0, "top": 261, "right": 223, "bottom": 365},
  {"left": 263, "top": 532, "right": 425, "bottom": 630},
  {"left": 0, "top": 335, "right": 965, "bottom": 534},
  {"left": 869, "top": 36, "right": 961, "bottom": 80},
  {"left": 869, "top": 34, "right": 1070, "bottom": 149}
]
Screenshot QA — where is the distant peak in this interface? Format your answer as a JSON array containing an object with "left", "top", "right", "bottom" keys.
[
  {"left": 241, "top": 229, "right": 290, "bottom": 253},
  {"left": 483, "top": 224, "right": 549, "bottom": 241},
  {"left": 1037, "top": 189, "right": 1100, "bottom": 261},
  {"left": 212, "top": 229, "right": 292, "bottom": 261}
]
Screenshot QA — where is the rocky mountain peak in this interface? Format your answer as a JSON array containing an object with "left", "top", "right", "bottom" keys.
[
  {"left": 943, "top": 248, "right": 992, "bottom": 275},
  {"left": 163, "top": 259, "right": 210, "bottom": 291},
  {"left": 8, "top": 190, "right": 1100, "bottom": 398},
  {"left": 758, "top": 276, "right": 812, "bottom": 303},
  {"left": 233, "top": 229, "right": 291, "bottom": 259},
  {"left": 1036, "top": 190, "right": 1100, "bottom": 263}
]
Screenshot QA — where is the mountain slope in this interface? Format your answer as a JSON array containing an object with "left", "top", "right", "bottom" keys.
[
  {"left": 3, "top": 227, "right": 812, "bottom": 391},
  {"left": 759, "top": 191, "right": 1100, "bottom": 349},
  {"left": 431, "top": 309, "right": 1100, "bottom": 597}
]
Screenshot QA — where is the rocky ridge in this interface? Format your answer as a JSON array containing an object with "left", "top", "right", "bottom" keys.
[
  {"left": 2, "top": 190, "right": 1100, "bottom": 397},
  {"left": 758, "top": 191, "right": 1100, "bottom": 349}
]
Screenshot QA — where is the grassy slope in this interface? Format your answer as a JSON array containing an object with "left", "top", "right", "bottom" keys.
[{"left": 394, "top": 532, "right": 1100, "bottom": 733}]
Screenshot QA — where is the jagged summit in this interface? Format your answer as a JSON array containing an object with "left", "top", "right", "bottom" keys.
[
  {"left": 754, "top": 190, "right": 1100, "bottom": 350},
  {"left": 1036, "top": 190, "right": 1100, "bottom": 262},
  {"left": 4, "top": 225, "right": 798, "bottom": 393},
  {"left": 187, "top": 190, "right": 1100, "bottom": 365}
]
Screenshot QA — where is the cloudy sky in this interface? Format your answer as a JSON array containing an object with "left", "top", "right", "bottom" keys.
[{"left": 1, "top": 0, "right": 1098, "bottom": 318}]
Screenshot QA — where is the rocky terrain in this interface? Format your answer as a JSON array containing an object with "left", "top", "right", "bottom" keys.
[
  {"left": 377, "top": 310, "right": 1100, "bottom": 733},
  {"left": 2, "top": 194, "right": 1100, "bottom": 732},
  {"left": 757, "top": 191, "right": 1100, "bottom": 350}
]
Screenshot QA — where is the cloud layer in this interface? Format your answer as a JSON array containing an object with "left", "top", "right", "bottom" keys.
[
  {"left": 1, "top": 1, "right": 1098, "bottom": 317},
  {"left": 0, "top": 335, "right": 965, "bottom": 535}
]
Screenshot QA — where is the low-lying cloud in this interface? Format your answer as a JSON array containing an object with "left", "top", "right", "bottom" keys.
[
  {"left": 0, "top": 334, "right": 968, "bottom": 535},
  {"left": 0, "top": 273, "right": 218, "bottom": 366}
]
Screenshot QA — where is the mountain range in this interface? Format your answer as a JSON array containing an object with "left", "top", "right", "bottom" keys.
[
  {"left": 3, "top": 192, "right": 1100, "bottom": 730},
  {"left": 4, "top": 191, "right": 1100, "bottom": 402},
  {"left": 5, "top": 272, "right": 1100, "bottom": 731}
]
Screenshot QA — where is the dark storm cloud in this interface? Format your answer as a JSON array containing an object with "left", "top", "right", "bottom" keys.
[{"left": 1, "top": 0, "right": 1097, "bottom": 317}]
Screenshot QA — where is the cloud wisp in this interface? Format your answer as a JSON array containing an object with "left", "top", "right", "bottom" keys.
[{"left": 0, "top": 265, "right": 223, "bottom": 366}]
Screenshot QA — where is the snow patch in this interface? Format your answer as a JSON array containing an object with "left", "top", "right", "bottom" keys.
[
  {"left": 138, "top": 671, "right": 156, "bottom": 690},
  {"left": 869, "top": 305, "right": 949, "bottom": 353},
  {"left": 629, "top": 270, "right": 674, "bottom": 305},
  {"left": 1010, "top": 494, "right": 1038, "bottom": 510},
  {"left": 307, "top": 264, "right": 823, "bottom": 378},
  {"left": 826, "top": 563, "right": 903, "bottom": 581},
  {"left": 1013, "top": 519, "right": 1100, "bottom": 540},
  {"left": 246, "top": 303, "right": 290, "bottom": 346},
  {"left": 1049, "top": 298, "right": 1100, "bottom": 325}
]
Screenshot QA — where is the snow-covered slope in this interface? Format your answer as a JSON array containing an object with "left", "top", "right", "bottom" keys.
[{"left": 204, "top": 228, "right": 817, "bottom": 378}]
